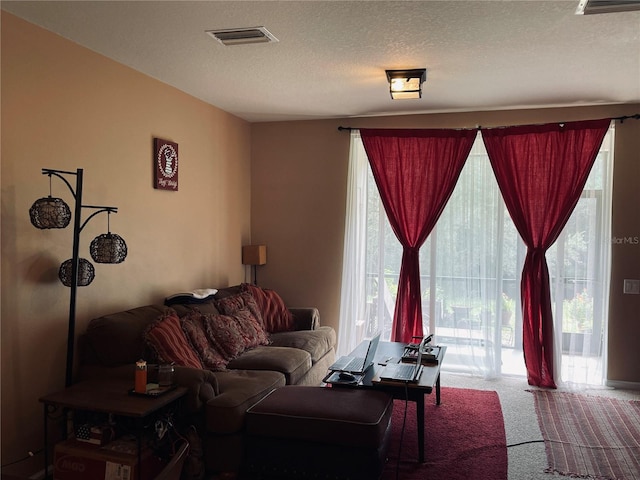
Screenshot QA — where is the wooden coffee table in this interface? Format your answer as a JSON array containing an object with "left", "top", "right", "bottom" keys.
[{"left": 326, "top": 341, "right": 446, "bottom": 463}]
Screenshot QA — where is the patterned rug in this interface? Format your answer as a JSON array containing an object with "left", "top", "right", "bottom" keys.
[{"left": 529, "top": 390, "right": 640, "bottom": 480}]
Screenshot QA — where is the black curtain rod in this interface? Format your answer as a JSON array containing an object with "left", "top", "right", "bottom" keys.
[
  {"left": 616, "top": 113, "right": 640, "bottom": 123},
  {"left": 337, "top": 113, "right": 640, "bottom": 132}
]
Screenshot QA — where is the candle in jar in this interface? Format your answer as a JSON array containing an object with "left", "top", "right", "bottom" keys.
[{"left": 135, "top": 359, "right": 147, "bottom": 393}]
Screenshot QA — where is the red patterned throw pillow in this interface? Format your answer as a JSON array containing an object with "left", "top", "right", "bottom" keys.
[
  {"left": 232, "top": 308, "right": 270, "bottom": 349},
  {"left": 242, "top": 283, "right": 295, "bottom": 333},
  {"left": 201, "top": 313, "right": 247, "bottom": 360},
  {"left": 144, "top": 310, "right": 203, "bottom": 369},
  {"left": 215, "top": 291, "right": 264, "bottom": 325},
  {"left": 215, "top": 292, "right": 270, "bottom": 348},
  {"left": 180, "top": 311, "right": 228, "bottom": 371}
]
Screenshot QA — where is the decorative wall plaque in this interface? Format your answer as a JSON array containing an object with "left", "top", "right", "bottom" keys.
[{"left": 154, "top": 138, "right": 179, "bottom": 191}]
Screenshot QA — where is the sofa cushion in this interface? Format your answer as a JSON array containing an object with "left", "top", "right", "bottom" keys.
[
  {"left": 268, "top": 326, "right": 336, "bottom": 363},
  {"left": 180, "top": 312, "right": 228, "bottom": 371},
  {"left": 171, "top": 302, "right": 220, "bottom": 317},
  {"left": 206, "top": 369, "right": 285, "bottom": 434},
  {"left": 227, "top": 346, "right": 311, "bottom": 385},
  {"left": 243, "top": 283, "right": 295, "bottom": 333},
  {"left": 84, "top": 304, "right": 168, "bottom": 366},
  {"left": 144, "top": 310, "right": 203, "bottom": 369}
]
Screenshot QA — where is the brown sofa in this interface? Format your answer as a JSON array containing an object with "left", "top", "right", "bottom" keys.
[{"left": 77, "top": 284, "right": 337, "bottom": 474}]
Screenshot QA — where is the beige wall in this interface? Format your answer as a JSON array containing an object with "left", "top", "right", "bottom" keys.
[
  {"left": 251, "top": 107, "right": 640, "bottom": 388},
  {"left": 1, "top": 13, "right": 251, "bottom": 462},
  {"left": 608, "top": 118, "right": 640, "bottom": 385}
]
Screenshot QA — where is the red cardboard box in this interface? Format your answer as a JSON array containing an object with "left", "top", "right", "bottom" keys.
[{"left": 54, "top": 438, "right": 164, "bottom": 480}]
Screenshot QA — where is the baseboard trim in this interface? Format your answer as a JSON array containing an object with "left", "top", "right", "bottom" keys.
[
  {"left": 0, "top": 451, "right": 50, "bottom": 480},
  {"left": 605, "top": 379, "right": 640, "bottom": 391}
]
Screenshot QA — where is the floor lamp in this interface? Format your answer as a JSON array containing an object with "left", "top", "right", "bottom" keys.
[{"left": 29, "top": 168, "right": 127, "bottom": 387}]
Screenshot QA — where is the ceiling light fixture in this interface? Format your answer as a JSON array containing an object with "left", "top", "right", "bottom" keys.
[{"left": 386, "top": 69, "right": 427, "bottom": 100}]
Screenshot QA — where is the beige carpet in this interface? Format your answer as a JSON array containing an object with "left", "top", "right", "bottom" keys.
[{"left": 442, "top": 372, "right": 640, "bottom": 480}]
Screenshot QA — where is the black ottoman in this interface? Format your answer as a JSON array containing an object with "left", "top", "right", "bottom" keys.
[{"left": 242, "top": 385, "right": 393, "bottom": 480}]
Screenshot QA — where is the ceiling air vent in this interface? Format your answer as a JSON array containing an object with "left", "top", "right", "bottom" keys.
[
  {"left": 206, "top": 26, "right": 279, "bottom": 46},
  {"left": 576, "top": 0, "right": 640, "bottom": 14}
]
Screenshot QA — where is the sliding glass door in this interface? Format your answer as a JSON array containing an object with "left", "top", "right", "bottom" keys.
[{"left": 339, "top": 127, "right": 613, "bottom": 385}]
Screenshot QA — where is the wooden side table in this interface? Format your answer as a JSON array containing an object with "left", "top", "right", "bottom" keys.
[{"left": 39, "top": 378, "right": 187, "bottom": 480}]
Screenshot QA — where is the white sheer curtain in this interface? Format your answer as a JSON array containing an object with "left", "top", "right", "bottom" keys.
[
  {"left": 427, "top": 134, "right": 519, "bottom": 378},
  {"left": 339, "top": 127, "right": 614, "bottom": 385},
  {"left": 549, "top": 126, "right": 614, "bottom": 385},
  {"left": 337, "top": 132, "right": 370, "bottom": 356}
]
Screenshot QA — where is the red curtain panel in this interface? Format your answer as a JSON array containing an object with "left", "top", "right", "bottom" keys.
[
  {"left": 481, "top": 119, "right": 610, "bottom": 388},
  {"left": 360, "top": 128, "right": 476, "bottom": 343}
]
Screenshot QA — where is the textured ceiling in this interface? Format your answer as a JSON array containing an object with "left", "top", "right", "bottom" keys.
[{"left": 3, "top": 0, "right": 640, "bottom": 122}]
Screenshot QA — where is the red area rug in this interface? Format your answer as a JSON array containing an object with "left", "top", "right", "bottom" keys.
[
  {"left": 382, "top": 387, "right": 507, "bottom": 480},
  {"left": 530, "top": 390, "right": 640, "bottom": 480}
]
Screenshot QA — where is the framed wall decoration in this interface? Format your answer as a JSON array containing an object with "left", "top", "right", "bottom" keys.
[{"left": 154, "top": 138, "right": 179, "bottom": 191}]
